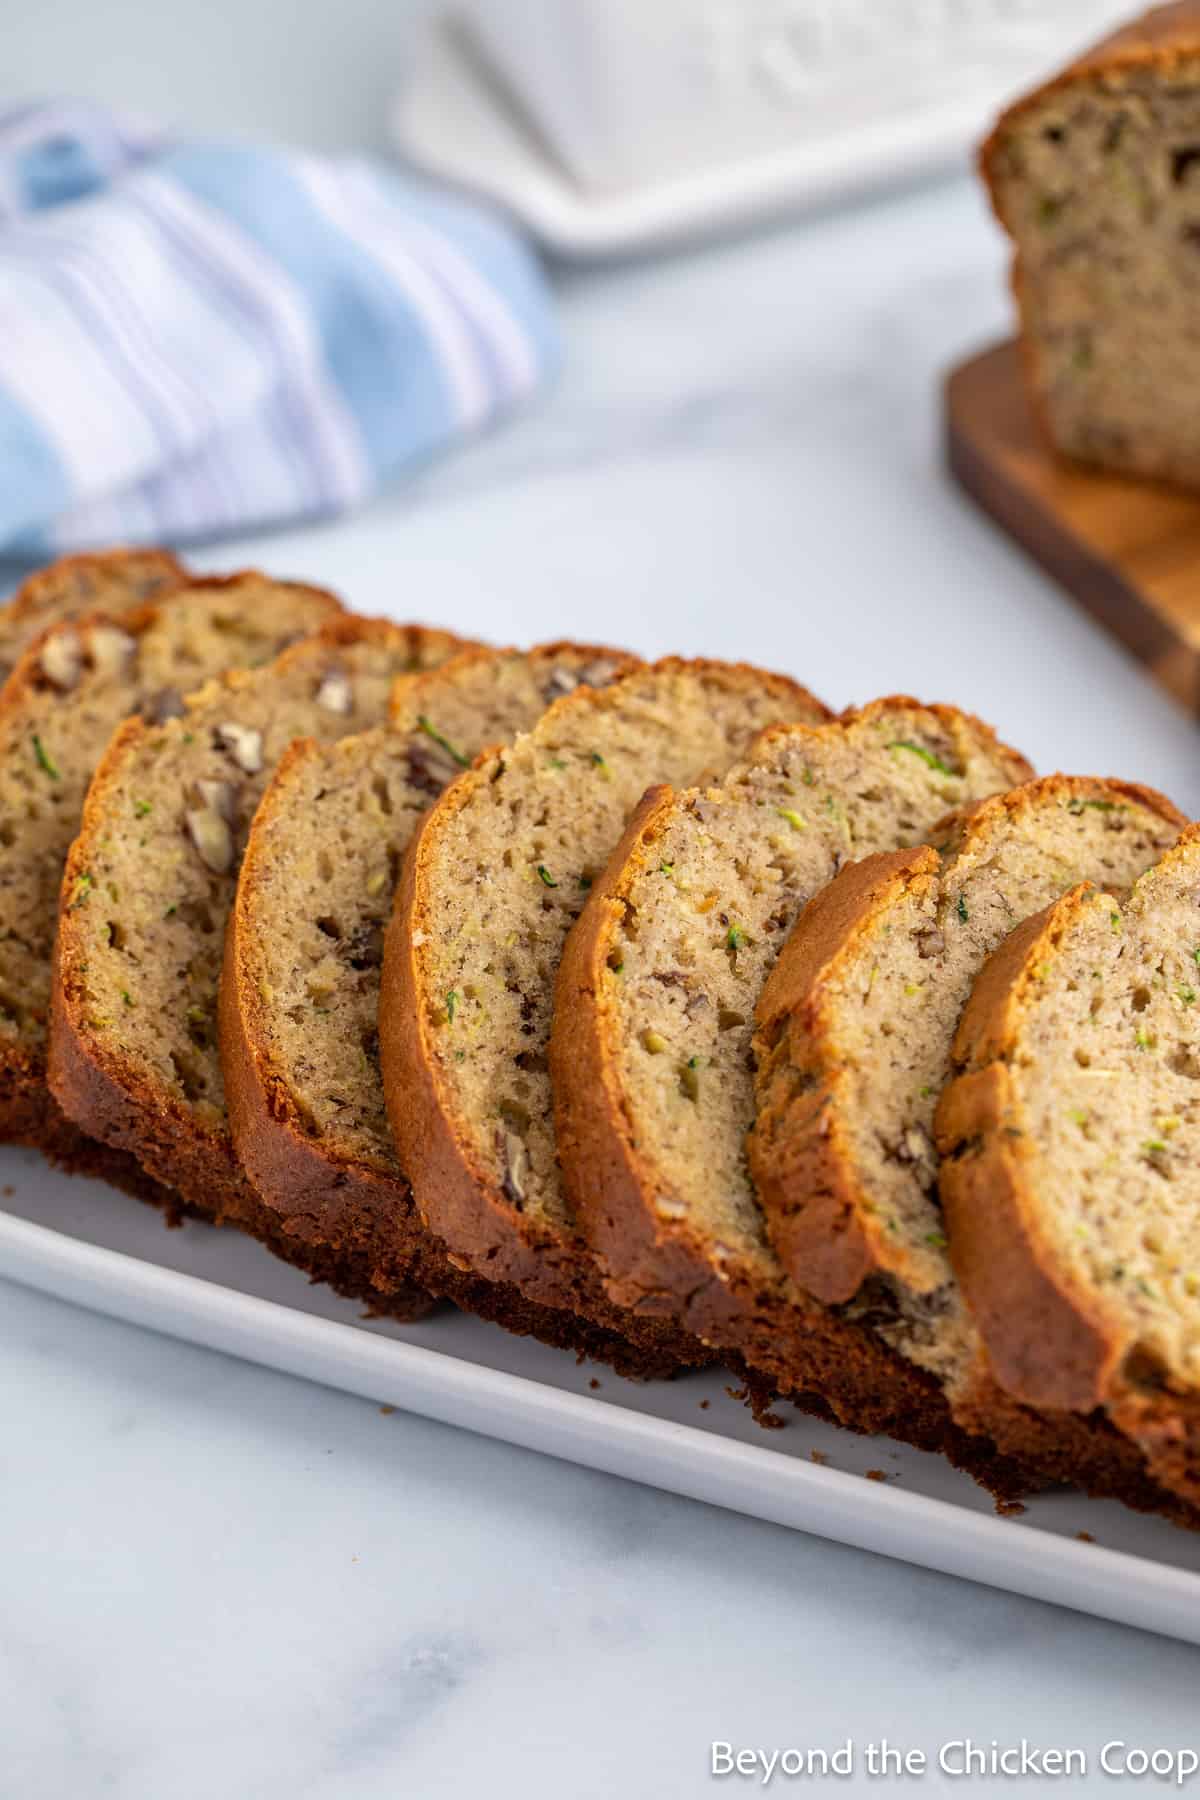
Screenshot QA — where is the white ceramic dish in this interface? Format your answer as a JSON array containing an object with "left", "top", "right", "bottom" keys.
[
  {"left": 5, "top": 1146, "right": 1200, "bottom": 1645},
  {"left": 456, "top": 0, "right": 1131, "bottom": 198},
  {"left": 390, "top": 13, "right": 1128, "bottom": 260}
]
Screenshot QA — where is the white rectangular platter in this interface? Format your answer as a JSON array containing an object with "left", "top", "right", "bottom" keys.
[{"left": 4, "top": 1145, "right": 1200, "bottom": 1645}]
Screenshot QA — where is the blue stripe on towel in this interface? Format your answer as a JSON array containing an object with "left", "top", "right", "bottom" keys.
[
  {"left": 167, "top": 144, "right": 464, "bottom": 477},
  {"left": 0, "top": 103, "right": 557, "bottom": 552}
]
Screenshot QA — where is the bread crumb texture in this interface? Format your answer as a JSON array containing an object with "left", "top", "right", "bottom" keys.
[
  {"left": 0, "top": 574, "right": 342, "bottom": 1092},
  {"left": 409, "top": 659, "right": 826, "bottom": 1254},
  {"left": 985, "top": 8, "right": 1200, "bottom": 485},
  {"left": 586, "top": 701, "right": 1027, "bottom": 1307},
  {"left": 240, "top": 643, "right": 632, "bottom": 1177},
  {"left": 974, "top": 829, "right": 1200, "bottom": 1387},
  {"left": 55, "top": 619, "right": 459, "bottom": 1154},
  {"left": 754, "top": 776, "right": 1183, "bottom": 1394}
]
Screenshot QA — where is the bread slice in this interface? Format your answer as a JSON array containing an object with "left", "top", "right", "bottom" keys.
[
  {"left": 379, "top": 660, "right": 829, "bottom": 1366},
  {"left": 48, "top": 616, "right": 463, "bottom": 1236},
  {"left": 750, "top": 775, "right": 1194, "bottom": 1516},
  {"left": 937, "top": 822, "right": 1200, "bottom": 1507},
  {"left": 222, "top": 640, "right": 634, "bottom": 1294},
  {"left": 222, "top": 641, "right": 710, "bottom": 1375},
  {"left": 0, "top": 573, "right": 345, "bottom": 1193},
  {"left": 553, "top": 701, "right": 1042, "bottom": 1480},
  {"left": 0, "top": 549, "right": 187, "bottom": 687},
  {"left": 981, "top": 4, "right": 1200, "bottom": 488}
]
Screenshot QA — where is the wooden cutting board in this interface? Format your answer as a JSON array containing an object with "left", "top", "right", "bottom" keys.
[{"left": 945, "top": 340, "right": 1200, "bottom": 717}]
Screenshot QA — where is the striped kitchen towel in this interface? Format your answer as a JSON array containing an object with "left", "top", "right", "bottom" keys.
[{"left": 0, "top": 99, "right": 559, "bottom": 557}]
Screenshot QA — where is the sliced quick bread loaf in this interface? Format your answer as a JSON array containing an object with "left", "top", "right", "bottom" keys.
[
  {"left": 222, "top": 640, "right": 700, "bottom": 1374},
  {"left": 222, "top": 640, "right": 634, "bottom": 1289},
  {"left": 380, "top": 660, "right": 830, "bottom": 1364},
  {"left": 48, "top": 617, "right": 463, "bottom": 1234},
  {"left": 554, "top": 702, "right": 1041, "bottom": 1479},
  {"left": 981, "top": 4, "right": 1200, "bottom": 489},
  {"left": 937, "top": 822, "right": 1200, "bottom": 1508},
  {"left": 0, "top": 573, "right": 345, "bottom": 1187},
  {"left": 752, "top": 777, "right": 1184, "bottom": 1311},
  {"left": 0, "top": 549, "right": 186, "bottom": 686},
  {"left": 750, "top": 776, "right": 1195, "bottom": 1517}
]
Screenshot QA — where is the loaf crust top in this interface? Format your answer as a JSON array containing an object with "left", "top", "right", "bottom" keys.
[
  {"left": 0, "top": 548, "right": 187, "bottom": 690},
  {"left": 983, "top": 2, "right": 1200, "bottom": 172}
]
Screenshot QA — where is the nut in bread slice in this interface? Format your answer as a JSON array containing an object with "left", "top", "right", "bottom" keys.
[
  {"left": 0, "top": 571, "right": 345, "bottom": 1185},
  {"left": 48, "top": 616, "right": 464, "bottom": 1236},
  {"left": 937, "top": 821, "right": 1200, "bottom": 1508},
  {"left": 379, "top": 659, "right": 829, "bottom": 1365}
]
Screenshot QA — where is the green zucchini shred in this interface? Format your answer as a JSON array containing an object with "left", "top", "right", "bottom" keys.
[
  {"left": 887, "top": 740, "right": 956, "bottom": 777},
  {"left": 32, "top": 734, "right": 59, "bottom": 780},
  {"left": 416, "top": 715, "right": 469, "bottom": 768}
]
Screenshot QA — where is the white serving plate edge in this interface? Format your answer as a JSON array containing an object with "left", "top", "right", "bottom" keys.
[{"left": 6, "top": 1200, "right": 1200, "bottom": 1647}]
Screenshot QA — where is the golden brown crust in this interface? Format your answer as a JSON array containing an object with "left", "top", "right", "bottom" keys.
[
  {"left": 48, "top": 616, "right": 442, "bottom": 1224},
  {"left": 750, "top": 847, "right": 940, "bottom": 1306},
  {"left": 551, "top": 785, "right": 1039, "bottom": 1494},
  {"left": 749, "top": 778, "right": 1191, "bottom": 1518},
  {"left": 953, "top": 1352, "right": 1200, "bottom": 1528},
  {"left": 387, "top": 679, "right": 976, "bottom": 1322},
  {"left": 50, "top": 713, "right": 257, "bottom": 1209},
  {"left": 1111, "top": 1387, "right": 1200, "bottom": 1506},
  {"left": 4, "top": 546, "right": 186, "bottom": 611},
  {"left": 552, "top": 695, "right": 1033, "bottom": 1314},
  {"left": 221, "top": 821, "right": 701, "bottom": 1375},
  {"left": 51, "top": 706, "right": 692, "bottom": 1374},
  {"left": 935, "top": 890, "right": 1131, "bottom": 1414},
  {"left": 980, "top": 3, "right": 1200, "bottom": 201},
  {"left": 381, "top": 661, "right": 827, "bottom": 1302},
  {"left": 0, "top": 582, "right": 201, "bottom": 1141},
  {"left": 936, "top": 832, "right": 1200, "bottom": 1509},
  {"left": 382, "top": 772, "right": 706, "bottom": 1369},
  {"left": 552, "top": 786, "right": 679, "bottom": 1305},
  {"left": 382, "top": 638, "right": 639, "bottom": 728},
  {"left": 0, "top": 548, "right": 188, "bottom": 682},
  {"left": 224, "top": 639, "right": 636, "bottom": 1270},
  {"left": 383, "top": 760, "right": 541, "bottom": 1275},
  {"left": 3, "top": 575, "right": 346, "bottom": 1163},
  {"left": 753, "top": 776, "right": 1188, "bottom": 1306},
  {"left": 0, "top": 1031, "right": 177, "bottom": 1207},
  {"left": 219, "top": 832, "right": 381, "bottom": 1244},
  {"left": 552, "top": 739, "right": 1200, "bottom": 1506},
  {"left": 380, "top": 659, "right": 830, "bottom": 1370}
]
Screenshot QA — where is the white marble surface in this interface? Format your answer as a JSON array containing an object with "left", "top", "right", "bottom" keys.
[{"left": 5, "top": 88, "right": 1200, "bottom": 1800}]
